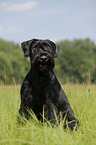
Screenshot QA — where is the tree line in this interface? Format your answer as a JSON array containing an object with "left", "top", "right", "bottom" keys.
[{"left": 0, "top": 38, "right": 96, "bottom": 84}]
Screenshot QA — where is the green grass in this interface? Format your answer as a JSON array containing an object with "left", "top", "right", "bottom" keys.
[{"left": 0, "top": 84, "right": 96, "bottom": 145}]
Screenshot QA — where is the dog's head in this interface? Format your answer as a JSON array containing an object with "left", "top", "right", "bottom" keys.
[{"left": 21, "top": 39, "right": 57, "bottom": 72}]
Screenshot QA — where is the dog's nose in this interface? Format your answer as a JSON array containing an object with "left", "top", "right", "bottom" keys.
[{"left": 40, "top": 56, "right": 48, "bottom": 61}]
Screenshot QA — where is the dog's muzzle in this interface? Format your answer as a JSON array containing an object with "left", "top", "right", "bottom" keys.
[
  {"left": 39, "top": 55, "right": 50, "bottom": 71},
  {"left": 39, "top": 55, "right": 48, "bottom": 68},
  {"left": 32, "top": 53, "right": 55, "bottom": 71}
]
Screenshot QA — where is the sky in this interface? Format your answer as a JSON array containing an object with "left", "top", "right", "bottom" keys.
[{"left": 0, "top": 0, "right": 96, "bottom": 44}]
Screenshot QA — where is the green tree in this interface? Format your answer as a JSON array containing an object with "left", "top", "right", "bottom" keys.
[{"left": 55, "top": 38, "right": 96, "bottom": 83}]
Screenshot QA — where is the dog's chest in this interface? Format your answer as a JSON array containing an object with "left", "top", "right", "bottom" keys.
[{"left": 32, "top": 83, "right": 55, "bottom": 105}]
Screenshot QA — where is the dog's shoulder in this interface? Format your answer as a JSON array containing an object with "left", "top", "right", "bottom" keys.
[
  {"left": 53, "top": 76, "right": 70, "bottom": 105},
  {"left": 20, "top": 71, "right": 31, "bottom": 95}
]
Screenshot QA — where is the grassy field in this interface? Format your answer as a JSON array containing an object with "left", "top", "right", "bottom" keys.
[{"left": 0, "top": 84, "right": 96, "bottom": 145}]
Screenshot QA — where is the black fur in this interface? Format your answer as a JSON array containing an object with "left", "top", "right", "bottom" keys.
[{"left": 19, "top": 38, "right": 79, "bottom": 130}]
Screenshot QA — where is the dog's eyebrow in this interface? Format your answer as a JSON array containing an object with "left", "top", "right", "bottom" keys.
[
  {"left": 32, "top": 41, "right": 51, "bottom": 50},
  {"left": 32, "top": 43, "right": 39, "bottom": 48},
  {"left": 42, "top": 42, "right": 51, "bottom": 47},
  {"left": 31, "top": 41, "right": 43, "bottom": 48}
]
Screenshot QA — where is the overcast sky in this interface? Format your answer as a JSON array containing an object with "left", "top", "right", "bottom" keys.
[{"left": 0, "top": 0, "right": 96, "bottom": 44}]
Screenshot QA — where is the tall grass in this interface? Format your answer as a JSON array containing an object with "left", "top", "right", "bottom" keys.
[{"left": 0, "top": 84, "right": 96, "bottom": 145}]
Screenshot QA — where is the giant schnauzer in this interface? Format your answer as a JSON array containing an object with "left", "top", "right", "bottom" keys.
[{"left": 19, "top": 38, "right": 79, "bottom": 130}]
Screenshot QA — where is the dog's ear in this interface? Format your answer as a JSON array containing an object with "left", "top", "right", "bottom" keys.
[
  {"left": 21, "top": 39, "right": 36, "bottom": 58},
  {"left": 46, "top": 40, "right": 57, "bottom": 58}
]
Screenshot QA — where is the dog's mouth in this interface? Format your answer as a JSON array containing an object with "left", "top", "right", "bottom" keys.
[
  {"left": 40, "top": 64, "right": 47, "bottom": 68},
  {"left": 39, "top": 62, "right": 48, "bottom": 70}
]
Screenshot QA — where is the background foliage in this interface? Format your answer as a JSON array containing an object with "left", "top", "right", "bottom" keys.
[
  {"left": 0, "top": 39, "right": 29, "bottom": 84},
  {"left": 55, "top": 38, "right": 96, "bottom": 84},
  {"left": 0, "top": 38, "right": 96, "bottom": 84}
]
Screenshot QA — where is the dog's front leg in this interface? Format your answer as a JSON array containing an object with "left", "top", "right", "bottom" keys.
[
  {"left": 19, "top": 103, "right": 30, "bottom": 119},
  {"left": 58, "top": 88, "right": 79, "bottom": 130},
  {"left": 64, "top": 105, "right": 79, "bottom": 130},
  {"left": 19, "top": 79, "right": 34, "bottom": 120}
]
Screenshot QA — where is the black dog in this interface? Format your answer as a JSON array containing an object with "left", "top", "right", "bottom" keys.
[{"left": 19, "top": 38, "right": 79, "bottom": 130}]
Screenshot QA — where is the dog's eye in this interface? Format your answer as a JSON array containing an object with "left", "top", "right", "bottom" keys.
[
  {"left": 44, "top": 47, "right": 51, "bottom": 54},
  {"left": 32, "top": 48, "right": 37, "bottom": 53}
]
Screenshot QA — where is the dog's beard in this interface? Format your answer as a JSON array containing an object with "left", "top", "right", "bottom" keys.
[
  {"left": 31, "top": 56, "right": 55, "bottom": 72},
  {"left": 39, "top": 62, "right": 48, "bottom": 71},
  {"left": 37, "top": 58, "right": 54, "bottom": 72}
]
